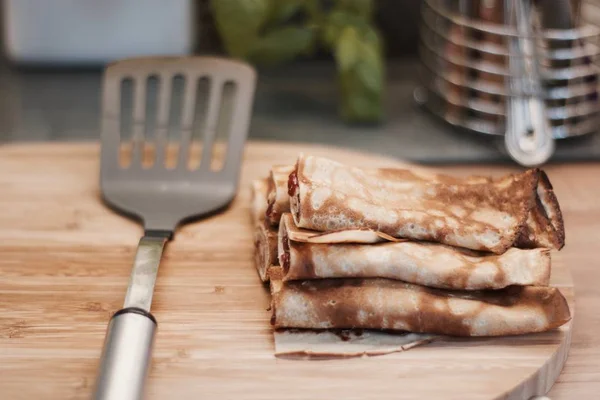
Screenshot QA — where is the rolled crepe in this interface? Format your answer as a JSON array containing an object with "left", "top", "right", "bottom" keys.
[
  {"left": 250, "top": 178, "right": 269, "bottom": 226},
  {"left": 265, "top": 165, "right": 295, "bottom": 226},
  {"left": 278, "top": 215, "right": 551, "bottom": 290},
  {"left": 269, "top": 276, "right": 438, "bottom": 358},
  {"left": 515, "top": 171, "right": 565, "bottom": 249},
  {"left": 251, "top": 178, "right": 279, "bottom": 282},
  {"left": 288, "top": 155, "right": 565, "bottom": 254},
  {"left": 253, "top": 224, "right": 278, "bottom": 282},
  {"left": 271, "top": 279, "right": 571, "bottom": 337}
]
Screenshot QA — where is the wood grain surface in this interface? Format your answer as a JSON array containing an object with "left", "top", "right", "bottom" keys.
[{"left": 0, "top": 142, "right": 594, "bottom": 400}]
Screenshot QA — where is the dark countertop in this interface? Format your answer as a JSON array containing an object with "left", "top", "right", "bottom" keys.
[{"left": 2, "top": 58, "right": 600, "bottom": 165}]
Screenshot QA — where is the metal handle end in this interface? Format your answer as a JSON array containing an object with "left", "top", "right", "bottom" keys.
[{"left": 93, "top": 308, "right": 157, "bottom": 400}]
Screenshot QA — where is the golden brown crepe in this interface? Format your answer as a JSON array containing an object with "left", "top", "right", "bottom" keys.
[
  {"left": 278, "top": 214, "right": 551, "bottom": 290},
  {"left": 269, "top": 274, "right": 438, "bottom": 358},
  {"left": 253, "top": 224, "right": 278, "bottom": 282},
  {"left": 251, "top": 178, "right": 279, "bottom": 282},
  {"left": 288, "top": 155, "right": 565, "bottom": 254},
  {"left": 265, "top": 165, "right": 295, "bottom": 226},
  {"left": 515, "top": 171, "right": 565, "bottom": 249},
  {"left": 253, "top": 157, "right": 569, "bottom": 357},
  {"left": 250, "top": 178, "right": 269, "bottom": 226},
  {"left": 271, "top": 278, "right": 571, "bottom": 337}
]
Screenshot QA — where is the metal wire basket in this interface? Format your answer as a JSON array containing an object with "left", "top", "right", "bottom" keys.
[{"left": 415, "top": 0, "right": 600, "bottom": 140}]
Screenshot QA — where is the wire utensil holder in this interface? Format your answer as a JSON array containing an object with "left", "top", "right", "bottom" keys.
[{"left": 415, "top": 0, "right": 600, "bottom": 142}]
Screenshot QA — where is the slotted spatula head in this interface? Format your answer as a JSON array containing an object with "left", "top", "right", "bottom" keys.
[{"left": 100, "top": 56, "right": 257, "bottom": 233}]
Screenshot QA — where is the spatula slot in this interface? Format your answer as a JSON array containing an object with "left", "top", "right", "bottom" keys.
[
  {"left": 142, "top": 75, "right": 160, "bottom": 169},
  {"left": 118, "top": 77, "right": 134, "bottom": 168},
  {"left": 187, "top": 76, "right": 211, "bottom": 170},
  {"left": 165, "top": 74, "right": 186, "bottom": 169},
  {"left": 209, "top": 80, "right": 237, "bottom": 172}
]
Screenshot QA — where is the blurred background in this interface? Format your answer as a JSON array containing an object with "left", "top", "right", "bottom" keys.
[{"left": 1, "top": 0, "right": 600, "bottom": 164}]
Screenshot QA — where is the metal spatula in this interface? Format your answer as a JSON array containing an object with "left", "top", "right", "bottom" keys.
[{"left": 93, "top": 56, "right": 256, "bottom": 400}]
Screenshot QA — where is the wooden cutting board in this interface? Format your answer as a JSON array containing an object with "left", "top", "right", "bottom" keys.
[{"left": 0, "top": 142, "right": 574, "bottom": 400}]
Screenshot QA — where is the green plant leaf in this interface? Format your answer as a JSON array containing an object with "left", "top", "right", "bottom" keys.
[
  {"left": 305, "top": 0, "right": 323, "bottom": 26},
  {"left": 346, "top": 93, "right": 383, "bottom": 121},
  {"left": 211, "top": 0, "right": 270, "bottom": 58},
  {"left": 355, "top": 35, "right": 383, "bottom": 93},
  {"left": 268, "top": 0, "right": 302, "bottom": 24},
  {"left": 337, "top": 38, "right": 384, "bottom": 123},
  {"left": 323, "top": 9, "right": 370, "bottom": 47},
  {"left": 340, "top": 84, "right": 383, "bottom": 123},
  {"left": 247, "top": 26, "right": 315, "bottom": 66},
  {"left": 322, "top": 11, "right": 344, "bottom": 47},
  {"left": 355, "top": 61, "right": 382, "bottom": 94},
  {"left": 336, "top": 26, "right": 360, "bottom": 71},
  {"left": 362, "top": 25, "right": 382, "bottom": 51},
  {"left": 337, "top": 0, "right": 374, "bottom": 17}
]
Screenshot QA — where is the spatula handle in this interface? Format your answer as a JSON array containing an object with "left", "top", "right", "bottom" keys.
[{"left": 92, "top": 307, "right": 157, "bottom": 400}]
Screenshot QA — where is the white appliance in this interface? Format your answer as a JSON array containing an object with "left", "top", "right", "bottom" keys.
[{"left": 2, "top": 0, "right": 196, "bottom": 65}]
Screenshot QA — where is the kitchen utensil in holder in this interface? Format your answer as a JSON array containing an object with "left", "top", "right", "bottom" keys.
[{"left": 415, "top": 0, "right": 600, "bottom": 166}]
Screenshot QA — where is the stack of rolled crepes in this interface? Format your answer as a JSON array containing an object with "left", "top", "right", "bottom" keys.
[{"left": 250, "top": 155, "right": 570, "bottom": 358}]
